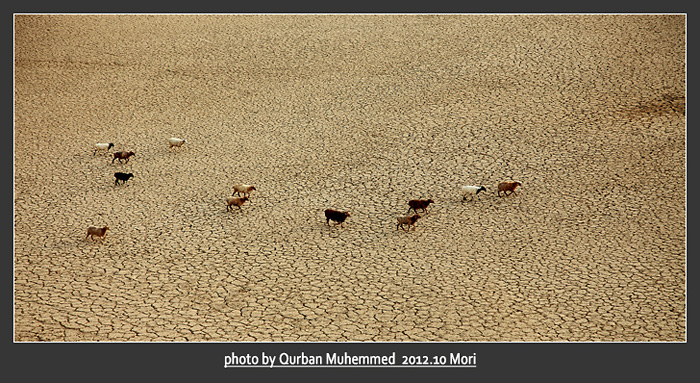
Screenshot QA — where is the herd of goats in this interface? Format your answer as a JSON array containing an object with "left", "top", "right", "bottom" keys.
[{"left": 84, "top": 138, "right": 523, "bottom": 241}]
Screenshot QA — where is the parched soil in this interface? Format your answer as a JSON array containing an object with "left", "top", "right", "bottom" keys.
[{"left": 14, "top": 14, "right": 685, "bottom": 342}]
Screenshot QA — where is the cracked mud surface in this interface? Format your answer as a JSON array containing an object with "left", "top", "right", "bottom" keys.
[{"left": 14, "top": 14, "right": 685, "bottom": 341}]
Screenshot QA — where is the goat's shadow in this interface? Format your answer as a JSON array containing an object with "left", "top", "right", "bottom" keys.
[{"left": 324, "top": 222, "right": 348, "bottom": 238}]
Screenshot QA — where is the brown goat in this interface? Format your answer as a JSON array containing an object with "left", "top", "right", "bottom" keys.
[
  {"left": 497, "top": 181, "right": 522, "bottom": 197},
  {"left": 324, "top": 209, "right": 351, "bottom": 227},
  {"left": 86, "top": 226, "right": 109, "bottom": 240},
  {"left": 407, "top": 199, "right": 434, "bottom": 214},
  {"left": 226, "top": 196, "right": 249, "bottom": 211},
  {"left": 112, "top": 151, "right": 135, "bottom": 164},
  {"left": 397, "top": 214, "right": 421, "bottom": 231}
]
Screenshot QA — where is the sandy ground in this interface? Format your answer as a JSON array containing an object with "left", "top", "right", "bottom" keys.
[{"left": 14, "top": 14, "right": 685, "bottom": 342}]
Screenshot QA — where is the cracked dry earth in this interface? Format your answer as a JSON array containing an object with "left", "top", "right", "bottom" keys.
[{"left": 14, "top": 14, "right": 685, "bottom": 342}]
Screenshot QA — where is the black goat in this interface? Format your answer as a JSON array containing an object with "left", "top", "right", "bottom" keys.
[
  {"left": 324, "top": 209, "right": 351, "bottom": 227},
  {"left": 407, "top": 199, "right": 434, "bottom": 214},
  {"left": 114, "top": 172, "right": 134, "bottom": 185}
]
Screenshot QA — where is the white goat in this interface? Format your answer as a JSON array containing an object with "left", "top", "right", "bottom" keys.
[
  {"left": 461, "top": 185, "right": 487, "bottom": 201},
  {"left": 93, "top": 142, "right": 114, "bottom": 155},
  {"left": 168, "top": 137, "right": 187, "bottom": 148},
  {"left": 232, "top": 184, "right": 256, "bottom": 198}
]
